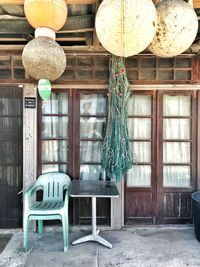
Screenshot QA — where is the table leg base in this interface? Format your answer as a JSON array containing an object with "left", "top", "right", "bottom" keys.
[{"left": 72, "top": 231, "right": 112, "bottom": 249}]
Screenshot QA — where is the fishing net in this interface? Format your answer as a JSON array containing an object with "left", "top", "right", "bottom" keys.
[{"left": 101, "top": 55, "right": 136, "bottom": 182}]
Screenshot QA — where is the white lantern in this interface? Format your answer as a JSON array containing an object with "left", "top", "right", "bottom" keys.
[
  {"left": 95, "top": 0, "right": 157, "bottom": 57},
  {"left": 148, "top": 0, "right": 198, "bottom": 57}
]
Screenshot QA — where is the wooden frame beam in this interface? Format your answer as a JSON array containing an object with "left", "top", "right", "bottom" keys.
[
  {"left": 0, "top": 0, "right": 96, "bottom": 4},
  {"left": 152, "top": 0, "right": 200, "bottom": 8},
  {"left": 0, "top": 14, "right": 95, "bottom": 33}
]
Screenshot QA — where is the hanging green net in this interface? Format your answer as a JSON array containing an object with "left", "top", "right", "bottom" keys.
[{"left": 101, "top": 54, "right": 136, "bottom": 182}]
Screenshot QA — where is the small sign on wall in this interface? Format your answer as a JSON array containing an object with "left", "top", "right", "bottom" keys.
[{"left": 25, "top": 97, "right": 36, "bottom": 108}]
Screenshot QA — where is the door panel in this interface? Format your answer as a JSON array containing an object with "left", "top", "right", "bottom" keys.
[
  {"left": 75, "top": 91, "right": 110, "bottom": 225},
  {"left": 125, "top": 92, "right": 156, "bottom": 224},
  {"left": 39, "top": 89, "right": 110, "bottom": 225},
  {"left": 0, "top": 86, "right": 23, "bottom": 228},
  {"left": 125, "top": 90, "right": 196, "bottom": 225},
  {"left": 157, "top": 91, "right": 196, "bottom": 224},
  {"left": 162, "top": 193, "right": 192, "bottom": 224},
  {"left": 125, "top": 191, "right": 153, "bottom": 224}
]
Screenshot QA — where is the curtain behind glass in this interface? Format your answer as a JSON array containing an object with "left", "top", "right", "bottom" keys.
[
  {"left": 163, "top": 95, "right": 191, "bottom": 187},
  {"left": 127, "top": 94, "right": 152, "bottom": 187},
  {"left": 41, "top": 93, "right": 68, "bottom": 174},
  {"left": 80, "top": 93, "right": 106, "bottom": 180}
]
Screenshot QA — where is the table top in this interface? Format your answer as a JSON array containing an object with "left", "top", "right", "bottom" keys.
[{"left": 70, "top": 180, "right": 119, "bottom": 198}]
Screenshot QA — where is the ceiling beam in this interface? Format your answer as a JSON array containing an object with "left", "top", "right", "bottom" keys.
[
  {"left": 0, "top": 0, "right": 96, "bottom": 4},
  {"left": 0, "top": 14, "right": 94, "bottom": 33},
  {"left": 1, "top": 4, "right": 24, "bottom": 16},
  {"left": 152, "top": 0, "right": 200, "bottom": 8}
]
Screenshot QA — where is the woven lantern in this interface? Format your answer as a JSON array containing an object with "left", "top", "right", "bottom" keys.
[
  {"left": 22, "top": 37, "right": 66, "bottom": 81},
  {"left": 95, "top": 0, "right": 157, "bottom": 57},
  {"left": 148, "top": 0, "right": 198, "bottom": 57},
  {"left": 24, "top": 0, "right": 67, "bottom": 32}
]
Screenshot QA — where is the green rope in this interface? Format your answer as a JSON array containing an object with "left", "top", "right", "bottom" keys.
[{"left": 101, "top": 55, "right": 136, "bottom": 182}]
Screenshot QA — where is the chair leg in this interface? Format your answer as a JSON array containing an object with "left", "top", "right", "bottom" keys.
[
  {"left": 23, "top": 215, "right": 29, "bottom": 252},
  {"left": 62, "top": 213, "right": 69, "bottom": 252},
  {"left": 38, "top": 220, "right": 43, "bottom": 235}
]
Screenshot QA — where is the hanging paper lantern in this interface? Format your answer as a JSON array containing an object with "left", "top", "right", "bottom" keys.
[
  {"left": 22, "top": 37, "right": 66, "bottom": 81},
  {"left": 95, "top": 0, "right": 157, "bottom": 57},
  {"left": 24, "top": 0, "right": 67, "bottom": 32},
  {"left": 38, "top": 79, "right": 51, "bottom": 100},
  {"left": 148, "top": 0, "right": 198, "bottom": 57}
]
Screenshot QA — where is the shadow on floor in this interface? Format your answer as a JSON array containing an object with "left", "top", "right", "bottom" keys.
[{"left": 0, "top": 234, "right": 12, "bottom": 254}]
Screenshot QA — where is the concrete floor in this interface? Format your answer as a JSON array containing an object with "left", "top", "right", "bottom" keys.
[{"left": 0, "top": 225, "right": 200, "bottom": 267}]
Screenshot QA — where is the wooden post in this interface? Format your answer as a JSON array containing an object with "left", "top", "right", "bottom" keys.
[
  {"left": 23, "top": 83, "right": 37, "bottom": 230},
  {"left": 111, "top": 178, "right": 124, "bottom": 229}
]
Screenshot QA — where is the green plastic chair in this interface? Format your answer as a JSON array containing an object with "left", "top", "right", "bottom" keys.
[{"left": 23, "top": 172, "right": 71, "bottom": 252}]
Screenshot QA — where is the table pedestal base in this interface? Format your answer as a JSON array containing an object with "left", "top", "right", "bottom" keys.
[{"left": 72, "top": 230, "right": 112, "bottom": 248}]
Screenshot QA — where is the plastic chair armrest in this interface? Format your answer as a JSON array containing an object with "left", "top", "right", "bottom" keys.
[
  {"left": 64, "top": 190, "right": 69, "bottom": 207},
  {"left": 24, "top": 184, "right": 43, "bottom": 208}
]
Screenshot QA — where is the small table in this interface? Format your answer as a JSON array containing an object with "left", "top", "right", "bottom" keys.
[{"left": 70, "top": 180, "right": 119, "bottom": 248}]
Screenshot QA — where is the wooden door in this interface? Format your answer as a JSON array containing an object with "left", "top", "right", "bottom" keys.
[
  {"left": 157, "top": 91, "right": 196, "bottom": 224},
  {"left": 38, "top": 89, "right": 110, "bottom": 225},
  {"left": 125, "top": 90, "right": 196, "bottom": 224},
  {"left": 125, "top": 91, "right": 156, "bottom": 224},
  {"left": 0, "top": 86, "right": 23, "bottom": 228}
]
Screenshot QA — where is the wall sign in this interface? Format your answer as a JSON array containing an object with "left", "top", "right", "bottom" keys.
[{"left": 25, "top": 97, "right": 36, "bottom": 108}]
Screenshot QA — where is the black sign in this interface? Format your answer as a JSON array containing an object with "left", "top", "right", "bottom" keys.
[{"left": 25, "top": 97, "right": 36, "bottom": 109}]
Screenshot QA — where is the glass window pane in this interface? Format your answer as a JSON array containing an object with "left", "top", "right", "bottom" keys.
[
  {"left": 128, "top": 118, "right": 151, "bottom": 139},
  {"left": 175, "top": 58, "right": 191, "bottom": 68},
  {"left": 80, "top": 141, "right": 102, "bottom": 163},
  {"left": 127, "top": 70, "right": 138, "bottom": 80},
  {"left": 80, "top": 118, "right": 105, "bottom": 139},
  {"left": 130, "top": 142, "right": 151, "bottom": 163},
  {"left": 158, "top": 58, "right": 173, "bottom": 68},
  {"left": 77, "top": 57, "right": 93, "bottom": 67},
  {"left": 175, "top": 70, "right": 191, "bottom": 80},
  {"left": 163, "top": 95, "right": 191, "bottom": 116},
  {"left": 80, "top": 94, "right": 106, "bottom": 116},
  {"left": 94, "top": 57, "right": 109, "bottom": 67},
  {"left": 42, "top": 116, "right": 68, "bottom": 138},
  {"left": 42, "top": 93, "right": 68, "bottom": 115},
  {"left": 126, "top": 57, "right": 138, "bottom": 67},
  {"left": 163, "top": 142, "right": 190, "bottom": 163},
  {"left": 158, "top": 70, "right": 173, "bottom": 80},
  {"left": 0, "top": 69, "right": 11, "bottom": 79},
  {"left": 140, "top": 69, "right": 156, "bottom": 80},
  {"left": 127, "top": 165, "right": 151, "bottom": 187},
  {"left": 140, "top": 57, "right": 156, "bottom": 68},
  {"left": 42, "top": 140, "right": 67, "bottom": 162},
  {"left": 95, "top": 70, "right": 109, "bottom": 80},
  {"left": 163, "top": 119, "right": 190, "bottom": 140},
  {"left": 42, "top": 164, "right": 67, "bottom": 174},
  {"left": 80, "top": 165, "right": 102, "bottom": 180},
  {"left": 128, "top": 95, "right": 151, "bottom": 116},
  {"left": 163, "top": 166, "right": 190, "bottom": 187}
]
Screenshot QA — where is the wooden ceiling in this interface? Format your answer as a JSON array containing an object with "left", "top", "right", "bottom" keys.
[{"left": 0, "top": 0, "right": 199, "bottom": 53}]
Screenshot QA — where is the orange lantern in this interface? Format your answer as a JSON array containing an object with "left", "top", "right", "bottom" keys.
[{"left": 24, "top": 0, "right": 68, "bottom": 32}]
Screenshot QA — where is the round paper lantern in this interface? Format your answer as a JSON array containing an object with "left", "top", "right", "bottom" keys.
[
  {"left": 95, "top": 0, "right": 157, "bottom": 57},
  {"left": 38, "top": 79, "right": 51, "bottom": 100},
  {"left": 148, "top": 0, "right": 198, "bottom": 57},
  {"left": 24, "top": 0, "right": 67, "bottom": 32},
  {"left": 22, "top": 37, "right": 66, "bottom": 81}
]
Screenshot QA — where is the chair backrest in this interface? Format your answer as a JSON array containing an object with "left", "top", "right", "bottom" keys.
[{"left": 34, "top": 172, "right": 71, "bottom": 201}]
